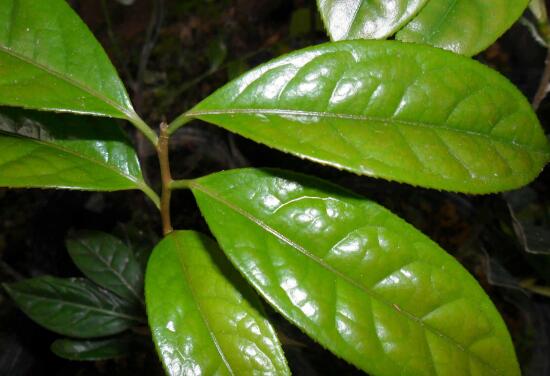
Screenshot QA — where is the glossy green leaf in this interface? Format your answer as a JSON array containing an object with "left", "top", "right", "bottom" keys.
[
  {"left": 191, "top": 168, "right": 520, "bottom": 376},
  {"left": 51, "top": 337, "right": 132, "bottom": 361},
  {"left": 188, "top": 41, "right": 550, "bottom": 193},
  {"left": 145, "top": 231, "right": 289, "bottom": 376},
  {"left": 66, "top": 231, "right": 144, "bottom": 304},
  {"left": 317, "top": 1, "right": 529, "bottom": 56},
  {"left": 0, "top": 109, "right": 157, "bottom": 202},
  {"left": 2, "top": 277, "right": 143, "bottom": 338},
  {"left": 317, "top": 0, "right": 428, "bottom": 40},
  {"left": 0, "top": 0, "right": 138, "bottom": 121},
  {"left": 396, "top": 0, "right": 529, "bottom": 56}
]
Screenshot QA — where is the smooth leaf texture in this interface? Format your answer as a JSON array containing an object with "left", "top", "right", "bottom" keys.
[
  {"left": 0, "top": 0, "right": 138, "bottom": 120},
  {"left": 66, "top": 231, "right": 144, "bottom": 304},
  {"left": 2, "top": 277, "right": 143, "bottom": 338},
  {"left": 191, "top": 168, "right": 520, "bottom": 376},
  {"left": 395, "top": 0, "right": 529, "bottom": 56},
  {"left": 0, "top": 108, "right": 153, "bottom": 195},
  {"left": 317, "top": 0, "right": 529, "bottom": 56},
  {"left": 50, "top": 337, "right": 132, "bottom": 361},
  {"left": 188, "top": 41, "right": 550, "bottom": 193},
  {"left": 317, "top": 0, "right": 428, "bottom": 40},
  {"left": 145, "top": 231, "right": 289, "bottom": 376}
]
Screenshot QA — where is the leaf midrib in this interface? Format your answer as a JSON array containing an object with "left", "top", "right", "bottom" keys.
[
  {"left": 188, "top": 108, "right": 549, "bottom": 155},
  {"left": 0, "top": 130, "right": 146, "bottom": 190},
  {"left": 0, "top": 44, "right": 133, "bottom": 119},
  {"left": 171, "top": 234, "right": 235, "bottom": 375},
  {"left": 75, "top": 238, "right": 144, "bottom": 304},
  {"left": 7, "top": 287, "right": 143, "bottom": 323},
  {"left": 191, "top": 181, "right": 503, "bottom": 376}
]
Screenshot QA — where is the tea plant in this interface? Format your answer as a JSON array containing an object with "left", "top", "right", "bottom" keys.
[{"left": 1, "top": 0, "right": 548, "bottom": 375}]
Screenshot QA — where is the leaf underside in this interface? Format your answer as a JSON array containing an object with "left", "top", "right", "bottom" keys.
[
  {"left": 192, "top": 168, "right": 520, "bottom": 376},
  {"left": 3, "top": 277, "right": 141, "bottom": 338},
  {"left": 145, "top": 231, "right": 290, "bottom": 376},
  {"left": 189, "top": 40, "right": 550, "bottom": 194},
  {"left": 317, "top": 0, "right": 530, "bottom": 56},
  {"left": 0, "top": 108, "right": 147, "bottom": 192},
  {"left": 0, "top": 0, "right": 136, "bottom": 119}
]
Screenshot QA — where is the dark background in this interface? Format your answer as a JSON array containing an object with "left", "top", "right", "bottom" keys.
[{"left": 1, "top": 0, "right": 550, "bottom": 375}]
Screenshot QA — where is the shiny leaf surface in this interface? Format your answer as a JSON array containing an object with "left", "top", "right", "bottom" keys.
[
  {"left": 66, "top": 231, "right": 144, "bottom": 304},
  {"left": 145, "top": 231, "right": 289, "bottom": 376},
  {"left": 189, "top": 41, "right": 550, "bottom": 193},
  {"left": 317, "top": 0, "right": 428, "bottom": 40},
  {"left": 51, "top": 337, "right": 132, "bottom": 361},
  {"left": 0, "top": 108, "right": 154, "bottom": 196},
  {"left": 192, "top": 168, "right": 520, "bottom": 376},
  {"left": 2, "top": 277, "right": 143, "bottom": 338},
  {"left": 396, "top": 0, "right": 529, "bottom": 56},
  {"left": 0, "top": 0, "right": 138, "bottom": 120},
  {"left": 317, "top": 0, "right": 529, "bottom": 56}
]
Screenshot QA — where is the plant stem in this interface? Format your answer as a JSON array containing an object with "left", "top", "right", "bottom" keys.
[
  {"left": 129, "top": 114, "right": 159, "bottom": 146},
  {"left": 167, "top": 112, "right": 193, "bottom": 135},
  {"left": 157, "top": 123, "right": 173, "bottom": 235},
  {"left": 170, "top": 179, "right": 193, "bottom": 190}
]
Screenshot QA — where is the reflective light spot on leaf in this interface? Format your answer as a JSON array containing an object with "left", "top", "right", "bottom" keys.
[
  {"left": 262, "top": 194, "right": 281, "bottom": 210},
  {"left": 300, "top": 301, "right": 318, "bottom": 318},
  {"left": 281, "top": 276, "right": 298, "bottom": 291},
  {"left": 166, "top": 320, "right": 176, "bottom": 333},
  {"left": 330, "top": 80, "right": 363, "bottom": 105}
]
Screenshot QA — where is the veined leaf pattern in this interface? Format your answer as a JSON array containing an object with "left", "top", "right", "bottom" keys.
[
  {"left": 146, "top": 231, "right": 290, "bottom": 376},
  {"left": 192, "top": 168, "right": 520, "bottom": 376},
  {"left": 317, "top": 0, "right": 529, "bottom": 56},
  {"left": 0, "top": 108, "right": 152, "bottom": 194},
  {"left": 189, "top": 41, "right": 550, "bottom": 193},
  {"left": 0, "top": 0, "right": 137, "bottom": 119},
  {"left": 317, "top": 0, "right": 428, "bottom": 40}
]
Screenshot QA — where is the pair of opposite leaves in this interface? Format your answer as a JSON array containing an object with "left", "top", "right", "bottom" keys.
[{"left": 0, "top": 0, "right": 545, "bottom": 375}]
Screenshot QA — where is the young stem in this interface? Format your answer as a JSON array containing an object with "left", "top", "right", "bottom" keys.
[
  {"left": 157, "top": 123, "right": 173, "bottom": 235},
  {"left": 167, "top": 112, "right": 193, "bottom": 135}
]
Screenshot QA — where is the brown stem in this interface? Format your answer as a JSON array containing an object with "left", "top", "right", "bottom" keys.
[
  {"left": 533, "top": 47, "right": 550, "bottom": 110},
  {"left": 158, "top": 122, "right": 173, "bottom": 235}
]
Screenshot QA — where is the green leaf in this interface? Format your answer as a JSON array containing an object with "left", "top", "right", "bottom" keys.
[
  {"left": 317, "top": 0, "right": 428, "bottom": 40},
  {"left": 396, "top": 0, "right": 530, "bottom": 56},
  {"left": 2, "top": 276, "right": 143, "bottom": 338},
  {"left": 0, "top": 0, "right": 138, "bottom": 120},
  {"left": 66, "top": 231, "right": 144, "bottom": 304},
  {"left": 145, "top": 230, "right": 290, "bottom": 376},
  {"left": 0, "top": 108, "right": 157, "bottom": 203},
  {"left": 191, "top": 168, "right": 520, "bottom": 376},
  {"left": 51, "top": 337, "right": 132, "bottom": 361},
  {"left": 188, "top": 41, "right": 550, "bottom": 194},
  {"left": 317, "top": 1, "right": 529, "bottom": 56}
]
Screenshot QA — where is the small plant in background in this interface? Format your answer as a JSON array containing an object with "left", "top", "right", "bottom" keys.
[{"left": 0, "top": 0, "right": 549, "bottom": 375}]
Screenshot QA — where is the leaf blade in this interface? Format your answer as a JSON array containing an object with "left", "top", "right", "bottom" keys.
[
  {"left": 0, "top": 108, "right": 151, "bottom": 193},
  {"left": 2, "top": 277, "right": 143, "bottom": 338},
  {"left": 66, "top": 231, "right": 144, "bottom": 304},
  {"left": 191, "top": 168, "right": 520, "bottom": 376},
  {"left": 188, "top": 40, "right": 550, "bottom": 193},
  {"left": 145, "top": 231, "right": 289, "bottom": 376},
  {"left": 317, "top": 0, "right": 428, "bottom": 40},
  {"left": 50, "top": 337, "right": 132, "bottom": 361},
  {"left": 316, "top": 0, "right": 529, "bottom": 56},
  {"left": 0, "top": 0, "right": 136, "bottom": 119},
  {"left": 396, "top": 0, "right": 530, "bottom": 56}
]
